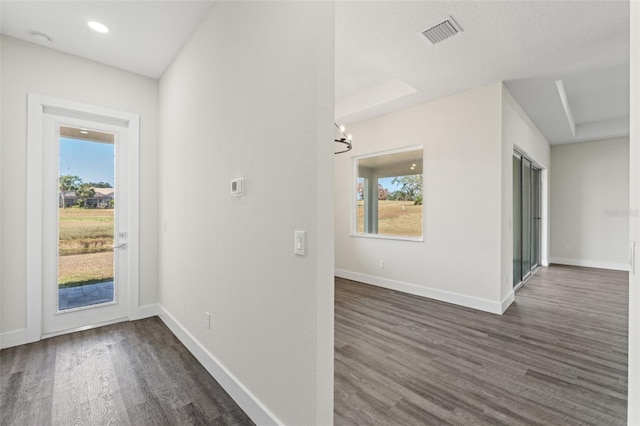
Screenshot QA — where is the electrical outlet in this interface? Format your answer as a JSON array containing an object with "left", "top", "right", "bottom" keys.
[
  {"left": 379, "top": 260, "right": 384, "bottom": 269},
  {"left": 204, "top": 311, "right": 210, "bottom": 329},
  {"left": 294, "top": 230, "right": 306, "bottom": 256}
]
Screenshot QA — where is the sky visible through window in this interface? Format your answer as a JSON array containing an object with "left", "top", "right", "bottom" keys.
[
  {"left": 59, "top": 137, "right": 114, "bottom": 185},
  {"left": 379, "top": 177, "right": 399, "bottom": 191}
]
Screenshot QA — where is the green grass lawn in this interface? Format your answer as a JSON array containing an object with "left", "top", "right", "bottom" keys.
[
  {"left": 357, "top": 200, "right": 423, "bottom": 237},
  {"left": 58, "top": 207, "right": 114, "bottom": 286}
]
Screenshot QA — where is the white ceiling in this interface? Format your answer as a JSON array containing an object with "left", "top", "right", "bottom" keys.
[
  {"left": 0, "top": 1, "right": 214, "bottom": 79},
  {"left": 335, "top": 1, "right": 630, "bottom": 144},
  {"left": 505, "top": 64, "right": 629, "bottom": 145},
  {"left": 1, "top": 1, "right": 630, "bottom": 145}
]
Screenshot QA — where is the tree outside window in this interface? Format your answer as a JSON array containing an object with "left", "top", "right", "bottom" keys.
[{"left": 355, "top": 147, "right": 423, "bottom": 239}]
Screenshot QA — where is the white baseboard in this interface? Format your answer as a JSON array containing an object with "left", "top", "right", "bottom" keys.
[
  {"left": 501, "top": 290, "right": 515, "bottom": 313},
  {"left": 0, "top": 328, "right": 28, "bottom": 349},
  {"left": 1, "top": 304, "right": 168, "bottom": 350},
  {"left": 156, "top": 304, "right": 280, "bottom": 426},
  {"left": 135, "top": 303, "right": 161, "bottom": 320},
  {"left": 335, "top": 269, "right": 505, "bottom": 315},
  {"left": 549, "top": 257, "right": 630, "bottom": 271}
]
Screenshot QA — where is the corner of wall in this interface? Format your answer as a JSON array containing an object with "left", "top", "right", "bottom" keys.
[
  {"left": 501, "top": 289, "right": 515, "bottom": 314},
  {"left": 156, "top": 303, "right": 281, "bottom": 426},
  {"left": 134, "top": 304, "right": 161, "bottom": 320},
  {"left": 336, "top": 269, "right": 506, "bottom": 315},
  {"left": 335, "top": 82, "right": 507, "bottom": 314},
  {"left": 500, "top": 81, "right": 551, "bottom": 305},
  {"left": 628, "top": 3, "right": 639, "bottom": 423},
  {"left": 0, "top": 329, "right": 28, "bottom": 349},
  {"left": 500, "top": 82, "right": 514, "bottom": 306},
  {"left": 156, "top": 2, "right": 334, "bottom": 424}
]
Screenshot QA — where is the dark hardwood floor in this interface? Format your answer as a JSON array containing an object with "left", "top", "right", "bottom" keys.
[
  {"left": 1, "top": 265, "right": 628, "bottom": 425},
  {"left": 335, "top": 265, "right": 628, "bottom": 425},
  {"left": 0, "top": 317, "right": 254, "bottom": 426}
]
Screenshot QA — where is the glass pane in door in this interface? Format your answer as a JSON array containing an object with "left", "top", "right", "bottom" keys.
[
  {"left": 532, "top": 168, "right": 541, "bottom": 268},
  {"left": 513, "top": 155, "right": 522, "bottom": 286},
  {"left": 522, "top": 159, "right": 532, "bottom": 276},
  {"left": 58, "top": 126, "right": 116, "bottom": 310}
]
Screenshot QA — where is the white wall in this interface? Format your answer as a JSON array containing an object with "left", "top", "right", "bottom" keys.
[
  {"left": 335, "top": 83, "right": 550, "bottom": 314},
  {"left": 550, "top": 138, "right": 630, "bottom": 270},
  {"left": 0, "top": 36, "right": 159, "bottom": 338},
  {"left": 501, "top": 86, "right": 551, "bottom": 303},
  {"left": 0, "top": 32, "right": 3, "bottom": 341},
  {"left": 628, "top": 2, "right": 639, "bottom": 422},
  {"left": 335, "top": 83, "right": 506, "bottom": 313},
  {"left": 158, "top": 2, "right": 334, "bottom": 425}
]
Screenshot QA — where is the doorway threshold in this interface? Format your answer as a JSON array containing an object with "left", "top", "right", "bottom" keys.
[{"left": 514, "top": 265, "right": 543, "bottom": 292}]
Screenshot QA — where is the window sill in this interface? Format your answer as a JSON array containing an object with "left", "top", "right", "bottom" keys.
[{"left": 350, "top": 233, "right": 424, "bottom": 242}]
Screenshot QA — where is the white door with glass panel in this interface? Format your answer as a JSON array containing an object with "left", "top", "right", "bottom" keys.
[{"left": 41, "top": 113, "right": 130, "bottom": 335}]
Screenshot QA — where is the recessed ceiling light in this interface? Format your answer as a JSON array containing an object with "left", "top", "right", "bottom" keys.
[
  {"left": 30, "top": 31, "right": 51, "bottom": 44},
  {"left": 80, "top": 130, "right": 89, "bottom": 134},
  {"left": 88, "top": 21, "right": 109, "bottom": 34}
]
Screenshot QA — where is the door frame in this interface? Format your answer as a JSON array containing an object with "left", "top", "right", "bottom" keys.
[
  {"left": 513, "top": 149, "right": 543, "bottom": 290},
  {"left": 42, "top": 114, "right": 129, "bottom": 334},
  {"left": 26, "top": 93, "right": 140, "bottom": 342}
]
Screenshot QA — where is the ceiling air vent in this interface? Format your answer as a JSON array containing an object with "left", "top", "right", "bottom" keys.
[{"left": 421, "top": 16, "right": 463, "bottom": 45}]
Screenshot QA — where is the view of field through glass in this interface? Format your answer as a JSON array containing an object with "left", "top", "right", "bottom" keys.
[
  {"left": 58, "top": 127, "right": 116, "bottom": 296},
  {"left": 356, "top": 198, "right": 423, "bottom": 237},
  {"left": 356, "top": 148, "right": 424, "bottom": 238}
]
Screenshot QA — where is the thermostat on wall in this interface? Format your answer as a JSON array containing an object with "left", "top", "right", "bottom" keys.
[{"left": 231, "top": 177, "right": 244, "bottom": 196}]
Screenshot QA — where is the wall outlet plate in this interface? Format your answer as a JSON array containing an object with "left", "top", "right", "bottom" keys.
[
  {"left": 294, "top": 230, "right": 306, "bottom": 256},
  {"left": 204, "top": 311, "right": 211, "bottom": 329},
  {"left": 231, "top": 177, "right": 244, "bottom": 197}
]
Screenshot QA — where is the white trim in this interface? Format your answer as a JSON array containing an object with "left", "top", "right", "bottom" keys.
[
  {"left": 135, "top": 304, "right": 161, "bottom": 320},
  {"left": 335, "top": 268, "right": 505, "bottom": 315},
  {"left": 26, "top": 96, "right": 44, "bottom": 343},
  {"left": 41, "top": 317, "right": 128, "bottom": 340},
  {"left": 352, "top": 144, "right": 424, "bottom": 161},
  {"left": 2, "top": 304, "right": 159, "bottom": 349},
  {"left": 3, "top": 302, "right": 280, "bottom": 421},
  {"left": 127, "top": 116, "right": 141, "bottom": 322},
  {"left": 501, "top": 289, "right": 515, "bottom": 313},
  {"left": 629, "top": 4, "right": 640, "bottom": 423},
  {"left": 555, "top": 80, "right": 576, "bottom": 139},
  {"left": 26, "top": 93, "right": 140, "bottom": 343},
  {"left": 549, "top": 257, "right": 630, "bottom": 272},
  {"left": 350, "top": 233, "right": 424, "bottom": 242},
  {"left": 0, "top": 329, "right": 28, "bottom": 349},
  {"left": 156, "top": 305, "right": 281, "bottom": 426},
  {"left": 351, "top": 144, "right": 424, "bottom": 239}
]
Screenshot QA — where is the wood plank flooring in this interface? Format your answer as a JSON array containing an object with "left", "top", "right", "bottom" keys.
[
  {"left": 335, "top": 265, "right": 628, "bottom": 425},
  {"left": 1, "top": 265, "right": 629, "bottom": 425},
  {"left": 0, "top": 317, "right": 254, "bottom": 426}
]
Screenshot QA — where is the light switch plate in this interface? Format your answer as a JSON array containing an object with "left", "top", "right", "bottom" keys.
[{"left": 294, "top": 230, "right": 306, "bottom": 256}]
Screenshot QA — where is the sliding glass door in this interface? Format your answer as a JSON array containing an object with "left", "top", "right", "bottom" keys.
[
  {"left": 531, "top": 167, "right": 541, "bottom": 269},
  {"left": 513, "top": 156, "right": 522, "bottom": 286},
  {"left": 522, "top": 159, "right": 532, "bottom": 276},
  {"left": 513, "top": 152, "right": 541, "bottom": 288}
]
